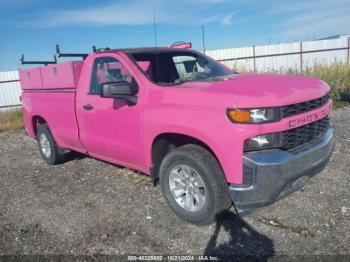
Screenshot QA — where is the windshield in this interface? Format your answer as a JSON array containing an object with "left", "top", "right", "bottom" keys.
[{"left": 129, "top": 50, "right": 234, "bottom": 86}]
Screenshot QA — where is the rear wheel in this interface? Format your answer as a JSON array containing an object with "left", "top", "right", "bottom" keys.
[
  {"left": 159, "top": 144, "right": 232, "bottom": 225},
  {"left": 37, "top": 124, "right": 64, "bottom": 165}
]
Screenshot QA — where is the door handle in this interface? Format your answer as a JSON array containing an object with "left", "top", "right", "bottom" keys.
[{"left": 83, "top": 104, "right": 94, "bottom": 110}]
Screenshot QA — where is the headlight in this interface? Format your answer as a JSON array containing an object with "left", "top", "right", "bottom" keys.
[
  {"left": 244, "top": 133, "right": 282, "bottom": 151},
  {"left": 227, "top": 108, "right": 280, "bottom": 124}
]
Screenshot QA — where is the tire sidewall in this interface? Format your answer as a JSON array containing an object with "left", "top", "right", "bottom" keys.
[
  {"left": 160, "top": 150, "right": 218, "bottom": 224},
  {"left": 37, "top": 125, "right": 58, "bottom": 165}
]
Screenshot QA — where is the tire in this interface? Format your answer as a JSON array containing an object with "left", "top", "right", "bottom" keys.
[
  {"left": 159, "top": 144, "right": 232, "bottom": 225},
  {"left": 37, "top": 124, "right": 64, "bottom": 165}
]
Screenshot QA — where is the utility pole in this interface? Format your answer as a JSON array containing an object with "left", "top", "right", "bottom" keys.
[
  {"left": 153, "top": 11, "right": 158, "bottom": 47},
  {"left": 269, "top": 37, "right": 271, "bottom": 45},
  {"left": 202, "top": 25, "right": 206, "bottom": 54}
]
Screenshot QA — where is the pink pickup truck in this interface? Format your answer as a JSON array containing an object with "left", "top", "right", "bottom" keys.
[{"left": 19, "top": 47, "right": 335, "bottom": 225}]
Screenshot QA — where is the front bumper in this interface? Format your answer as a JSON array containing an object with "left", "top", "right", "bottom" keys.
[{"left": 230, "top": 124, "right": 335, "bottom": 214}]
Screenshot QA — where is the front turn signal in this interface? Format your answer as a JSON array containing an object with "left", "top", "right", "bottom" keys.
[
  {"left": 227, "top": 107, "right": 281, "bottom": 124},
  {"left": 227, "top": 109, "right": 250, "bottom": 123}
]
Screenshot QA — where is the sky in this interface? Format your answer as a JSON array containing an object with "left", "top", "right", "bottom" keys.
[{"left": 0, "top": 0, "right": 349, "bottom": 71}]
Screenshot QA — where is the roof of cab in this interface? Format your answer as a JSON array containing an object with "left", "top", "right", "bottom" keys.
[{"left": 96, "top": 47, "right": 194, "bottom": 54}]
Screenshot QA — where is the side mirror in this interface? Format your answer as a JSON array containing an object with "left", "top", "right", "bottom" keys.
[{"left": 100, "top": 81, "right": 137, "bottom": 105}]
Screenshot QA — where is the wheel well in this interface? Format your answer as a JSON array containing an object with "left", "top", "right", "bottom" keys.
[
  {"left": 151, "top": 133, "right": 219, "bottom": 181},
  {"left": 32, "top": 116, "right": 47, "bottom": 137}
]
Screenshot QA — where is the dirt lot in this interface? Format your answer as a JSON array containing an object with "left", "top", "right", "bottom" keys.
[{"left": 0, "top": 108, "right": 349, "bottom": 260}]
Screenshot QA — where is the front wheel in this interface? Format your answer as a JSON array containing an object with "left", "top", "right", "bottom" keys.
[{"left": 159, "top": 144, "right": 232, "bottom": 225}]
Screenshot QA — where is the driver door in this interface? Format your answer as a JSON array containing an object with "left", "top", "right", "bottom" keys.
[{"left": 76, "top": 55, "right": 144, "bottom": 169}]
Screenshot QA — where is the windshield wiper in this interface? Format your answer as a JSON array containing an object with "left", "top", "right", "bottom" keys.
[
  {"left": 172, "top": 79, "right": 185, "bottom": 85},
  {"left": 207, "top": 74, "right": 236, "bottom": 82},
  {"left": 157, "top": 79, "right": 185, "bottom": 86}
]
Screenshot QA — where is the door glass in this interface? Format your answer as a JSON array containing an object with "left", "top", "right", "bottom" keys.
[{"left": 90, "top": 57, "right": 132, "bottom": 95}]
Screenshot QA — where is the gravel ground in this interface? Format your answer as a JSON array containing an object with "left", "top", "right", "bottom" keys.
[{"left": 0, "top": 108, "right": 349, "bottom": 260}]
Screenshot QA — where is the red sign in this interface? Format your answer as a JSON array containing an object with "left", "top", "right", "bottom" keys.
[{"left": 170, "top": 42, "right": 192, "bottom": 49}]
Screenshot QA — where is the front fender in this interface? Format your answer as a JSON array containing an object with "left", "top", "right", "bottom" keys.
[{"left": 143, "top": 124, "right": 243, "bottom": 184}]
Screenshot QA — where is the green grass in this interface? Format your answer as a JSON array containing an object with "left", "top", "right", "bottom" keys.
[
  {"left": 287, "top": 63, "right": 350, "bottom": 108},
  {"left": 0, "top": 109, "right": 23, "bottom": 133}
]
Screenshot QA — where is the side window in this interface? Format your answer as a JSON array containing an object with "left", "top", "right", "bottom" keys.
[{"left": 90, "top": 57, "right": 132, "bottom": 95}]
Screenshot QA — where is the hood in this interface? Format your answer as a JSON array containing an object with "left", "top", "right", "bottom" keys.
[{"left": 181, "top": 74, "right": 330, "bottom": 108}]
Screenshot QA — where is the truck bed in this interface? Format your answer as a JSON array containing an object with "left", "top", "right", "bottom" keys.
[
  {"left": 20, "top": 61, "right": 85, "bottom": 152},
  {"left": 19, "top": 61, "right": 83, "bottom": 90}
]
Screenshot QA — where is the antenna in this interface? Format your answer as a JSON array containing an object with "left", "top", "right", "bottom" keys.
[
  {"left": 153, "top": 11, "right": 158, "bottom": 47},
  {"left": 56, "top": 44, "right": 88, "bottom": 60},
  {"left": 202, "top": 25, "right": 206, "bottom": 54},
  {"left": 20, "top": 54, "right": 57, "bottom": 65}
]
